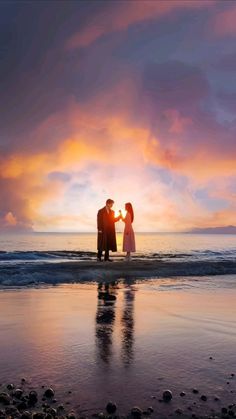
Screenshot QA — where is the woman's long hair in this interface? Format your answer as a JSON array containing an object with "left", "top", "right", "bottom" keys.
[{"left": 125, "top": 202, "right": 134, "bottom": 223}]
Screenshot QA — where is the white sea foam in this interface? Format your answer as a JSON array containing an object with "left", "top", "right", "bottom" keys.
[{"left": 0, "top": 233, "right": 235, "bottom": 286}]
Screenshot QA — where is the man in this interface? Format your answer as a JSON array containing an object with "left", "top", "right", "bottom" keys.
[{"left": 97, "top": 199, "right": 121, "bottom": 261}]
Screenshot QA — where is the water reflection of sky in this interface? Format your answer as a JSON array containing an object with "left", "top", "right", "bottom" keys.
[{"left": 0, "top": 279, "right": 235, "bottom": 415}]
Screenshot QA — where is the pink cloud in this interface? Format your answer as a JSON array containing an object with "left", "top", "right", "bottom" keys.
[
  {"left": 1, "top": 70, "right": 235, "bottom": 232},
  {"left": 210, "top": 3, "right": 236, "bottom": 37},
  {"left": 163, "top": 109, "right": 192, "bottom": 134},
  {"left": 4, "top": 212, "right": 17, "bottom": 226}
]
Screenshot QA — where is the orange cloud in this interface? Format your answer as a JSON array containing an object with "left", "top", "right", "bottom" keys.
[
  {"left": 0, "top": 101, "right": 150, "bottom": 231},
  {"left": 5, "top": 211, "right": 17, "bottom": 226},
  {"left": 143, "top": 130, "right": 236, "bottom": 182},
  {"left": 66, "top": 0, "right": 215, "bottom": 49},
  {"left": 1, "top": 82, "right": 235, "bottom": 232}
]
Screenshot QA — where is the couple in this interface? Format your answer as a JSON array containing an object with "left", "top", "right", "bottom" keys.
[{"left": 97, "top": 199, "right": 136, "bottom": 262}]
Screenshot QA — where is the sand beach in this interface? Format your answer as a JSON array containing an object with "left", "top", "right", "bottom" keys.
[{"left": 0, "top": 275, "right": 235, "bottom": 418}]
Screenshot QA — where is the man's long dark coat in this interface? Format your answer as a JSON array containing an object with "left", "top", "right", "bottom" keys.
[{"left": 97, "top": 207, "right": 119, "bottom": 251}]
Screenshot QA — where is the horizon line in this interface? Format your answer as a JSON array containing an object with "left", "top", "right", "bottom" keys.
[
  {"left": 2, "top": 229, "right": 236, "bottom": 235},
  {"left": 2, "top": 230, "right": 187, "bottom": 234}
]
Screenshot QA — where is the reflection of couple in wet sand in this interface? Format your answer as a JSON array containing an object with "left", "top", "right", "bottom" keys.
[
  {"left": 97, "top": 199, "right": 136, "bottom": 262},
  {"left": 96, "top": 281, "right": 135, "bottom": 366}
]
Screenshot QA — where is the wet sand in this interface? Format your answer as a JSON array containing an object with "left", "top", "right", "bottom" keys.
[{"left": 0, "top": 276, "right": 235, "bottom": 418}]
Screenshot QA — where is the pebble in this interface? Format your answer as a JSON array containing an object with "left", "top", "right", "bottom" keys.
[
  {"left": 17, "top": 401, "right": 28, "bottom": 411},
  {"left": 221, "top": 407, "right": 228, "bottom": 414},
  {"left": 5, "top": 406, "right": 19, "bottom": 415},
  {"left": 28, "top": 391, "right": 38, "bottom": 405},
  {"left": 46, "top": 408, "right": 57, "bottom": 417},
  {"left": 14, "top": 388, "right": 24, "bottom": 399},
  {"left": 106, "top": 401, "right": 117, "bottom": 414},
  {"left": 131, "top": 406, "right": 143, "bottom": 418},
  {"left": 142, "top": 410, "right": 151, "bottom": 416},
  {"left": 0, "top": 392, "right": 11, "bottom": 405},
  {"left": 21, "top": 410, "right": 32, "bottom": 419},
  {"left": 162, "top": 390, "right": 172, "bottom": 402},
  {"left": 44, "top": 388, "right": 54, "bottom": 398},
  {"left": 0, "top": 379, "right": 235, "bottom": 419},
  {"left": 175, "top": 408, "right": 183, "bottom": 415},
  {"left": 32, "top": 413, "right": 44, "bottom": 419}
]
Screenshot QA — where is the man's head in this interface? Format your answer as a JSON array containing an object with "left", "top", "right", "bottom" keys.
[{"left": 106, "top": 199, "right": 114, "bottom": 209}]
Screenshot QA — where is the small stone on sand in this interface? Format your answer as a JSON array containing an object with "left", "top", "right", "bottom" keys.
[
  {"left": 163, "top": 390, "right": 172, "bottom": 402},
  {"left": 44, "top": 388, "right": 54, "bottom": 398},
  {"left": 131, "top": 406, "right": 143, "bottom": 418},
  {"left": 106, "top": 401, "right": 117, "bottom": 414}
]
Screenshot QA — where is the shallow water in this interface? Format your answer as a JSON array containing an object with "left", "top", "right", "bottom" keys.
[
  {"left": 0, "top": 232, "right": 235, "bottom": 266},
  {"left": 0, "top": 276, "right": 235, "bottom": 417}
]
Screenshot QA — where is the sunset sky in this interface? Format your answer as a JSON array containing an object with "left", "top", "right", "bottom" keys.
[{"left": 1, "top": 0, "right": 236, "bottom": 232}]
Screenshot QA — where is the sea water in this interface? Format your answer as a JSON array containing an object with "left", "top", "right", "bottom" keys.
[{"left": 0, "top": 232, "right": 235, "bottom": 265}]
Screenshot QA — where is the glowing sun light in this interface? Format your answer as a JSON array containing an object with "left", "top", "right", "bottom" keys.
[{"left": 115, "top": 209, "right": 127, "bottom": 218}]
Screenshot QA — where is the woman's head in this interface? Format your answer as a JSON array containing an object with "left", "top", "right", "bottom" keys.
[{"left": 125, "top": 202, "right": 134, "bottom": 222}]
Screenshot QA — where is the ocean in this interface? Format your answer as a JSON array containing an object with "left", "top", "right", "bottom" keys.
[
  {"left": 0, "top": 232, "right": 235, "bottom": 264},
  {"left": 0, "top": 232, "right": 235, "bottom": 286},
  {"left": 0, "top": 233, "right": 235, "bottom": 416}
]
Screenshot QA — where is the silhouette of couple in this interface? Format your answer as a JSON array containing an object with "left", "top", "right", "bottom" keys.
[{"left": 97, "top": 199, "right": 136, "bottom": 262}]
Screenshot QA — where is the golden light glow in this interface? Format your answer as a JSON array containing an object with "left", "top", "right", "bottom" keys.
[
  {"left": 1, "top": 102, "right": 236, "bottom": 231},
  {"left": 115, "top": 209, "right": 127, "bottom": 219}
]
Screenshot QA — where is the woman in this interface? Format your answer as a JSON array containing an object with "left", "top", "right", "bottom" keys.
[{"left": 121, "top": 202, "right": 136, "bottom": 261}]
